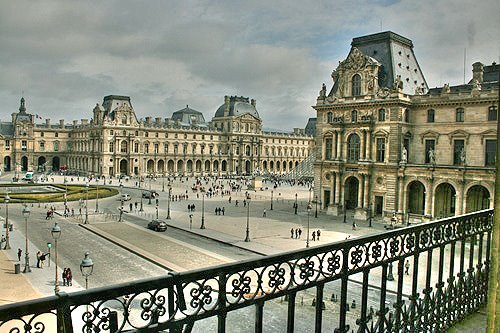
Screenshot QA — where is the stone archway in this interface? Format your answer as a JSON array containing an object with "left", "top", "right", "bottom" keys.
[
  {"left": 38, "top": 156, "right": 46, "bottom": 172},
  {"left": 407, "top": 181, "right": 425, "bottom": 215},
  {"left": 52, "top": 156, "right": 60, "bottom": 171},
  {"left": 147, "top": 159, "right": 154, "bottom": 174},
  {"left": 466, "top": 185, "right": 490, "bottom": 212},
  {"left": 21, "top": 156, "right": 29, "bottom": 172},
  {"left": 221, "top": 160, "right": 227, "bottom": 172},
  {"left": 177, "top": 160, "right": 184, "bottom": 175},
  {"left": 344, "top": 176, "right": 359, "bottom": 209},
  {"left": 213, "top": 160, "right": 219, "bottom": 172},
  {"left": 434, "top": 183, "right": 456, "bottom": 218},
  {"left": 186, "top": 160, "right": 193, "bottom": 174},
  {"left": 157, "top": 160, "right": 165, "bottom": 174},
  {"left": 195, "top": 160, "right": 202, "bottom": 173},
  {"left": 204, "top": 160, "right": 211, "bottom": 173},
  {"left": 3, "top": 156, "right": 11, "bottom": 171},
  {"left": 119, "top": 159, "right": 128, "bottom": 175},
  {"left": 245, "top": 160, "right": 251, "bottom": 175}
]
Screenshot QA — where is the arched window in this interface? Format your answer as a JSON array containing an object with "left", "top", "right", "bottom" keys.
[
  {"left": 351, "top": 110, "right": 358, "bottom": 123},
  {"left": 352, "top": 74, "right": 361, "bottom": 96},
  {"left": 347, "top": 134, "right": 360, "bottom": 162},
  {"left": 327, "top": 112, "right": 333, "bottom": 123},
  {"left": 246, "top": 145, "right": 251, "bottom": 156}
]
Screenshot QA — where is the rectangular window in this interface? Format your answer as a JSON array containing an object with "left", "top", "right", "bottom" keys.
[
  {"left": 488, "top": 106, "right": 498, "bottom": 121},
  {"left": 427, "top": 109, "right": 435, "bottom": 123},
  {"left": 425, "top": 140, "right": 435, "bottom": 163},
  {"left": 453, "top": 140, "right": 464, "bottom": 165},
  {"left": 109, "top": 142, "right": 114, "bottom": 152},
  {"left": 378, "top": 109, "right": 385, "bottom": 122},
  {"left": 40, "top": 142, "right": 45, "bottom": 151},
  {"left": 154, "top": 144, "right": 159, "bottom": 154},
  {"left": 21, "top": 140, "right": 27, "bottom": 151},
  {"left": 376, "top": 138, "right": 385, "bottom": 162},
  {"left": 5, "top": 140, "right": 10, "bottom": 150},
  {"left": 456, "top": 108, "right": 464, "bottom": 122},
  {"left": 54, "top": 142, "right": 59, "bottom": 151},
  {"left": 164, "top": 144, "right": 168, "bottom": 154},
  {"left": 41, "top": 132, "right": 44, "bottom": 137},
  {"left": 55, "top": 132, "right": 59, "bottom": 137},
  {"left": 485, "top": 140, "right": 496, "bottom": 166},
  {"left": 144, "top": 144, "right": 149, "bottom": 153},
  {"left": 134, "top": 143, "right": 139, "bottom": 153},
  {"left": 325, "top": 138, "right": 333, "bottom": 160}
]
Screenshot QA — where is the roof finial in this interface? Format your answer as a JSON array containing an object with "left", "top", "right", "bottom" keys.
[{"left": 19, "top": 96, "right": 26, "bottom": 113}]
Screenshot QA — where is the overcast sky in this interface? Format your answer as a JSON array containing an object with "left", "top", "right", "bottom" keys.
[{"left": 1, "top": 0, "right": 498, "bottom": 130}]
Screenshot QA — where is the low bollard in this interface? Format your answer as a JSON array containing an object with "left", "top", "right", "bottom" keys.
[{"left": 14, "top": 263, "right": 21, "bottom": 274}]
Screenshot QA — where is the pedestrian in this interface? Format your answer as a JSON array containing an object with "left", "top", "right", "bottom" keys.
[
  {"left": 129, "top": 203, "right": 133, "bottom": 212},
  {"left": 312, "top": 231, "right": 316, "bottom": 241},
  {"left": 71, "top": 208, "right": 74, "bottom": 216},
  {"left": 295, "top": 229, "right": 299, "bottom": 239},
  {"left": 40, "top": 253, "right": 47, "bottom": 268},
  {"left": 290, "top": 228, "right": 294, "bottom": 238},
  {"left": 62, "top": 268, "right": 67, "bottom": 286},
  {"left": 263, "top": 209, "right": 266, "bottom": 217},
  {"left": 215, "top": 207, "right": 218, "bottom": 215},
  {"left": 36, "top": 251, "right": 41, "bottom": 268},
  {"left": 405, "top": 260, "right": 410, "bottom": 275},
  {"left": 222, "top": 207, "right": 225, "bottom": 215},
  {"left": 316, "top": 230, "right": 321, "bottom": 241},
  {"left": 298, "top": 228, "right": 302, "bottom": 239},
  {"left": 235, "top": 200, "right": 238, "bottom": 206},
  {"left": 17, "top": 248, "right": 22, "bottom": 261},
  {"left": 66, "top": 268, "right": 73, "bottom": 286},
  {"left": 0, "top": 234, "right": 5, "bottom": 248},
  {"left": 352, "top": 222, "right": 357, "bottom": 230}
]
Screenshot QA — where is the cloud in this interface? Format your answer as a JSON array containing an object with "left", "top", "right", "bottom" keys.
[{"left": 0, "top": 0, "right": 498, "bottom": 129}]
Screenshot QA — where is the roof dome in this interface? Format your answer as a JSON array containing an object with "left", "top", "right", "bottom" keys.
[
  {"left": 214, "top": 96, "right": 260, "bottom": 119},
  {"left": 172, "top": 105, "right": 207, "bottom": 126}
]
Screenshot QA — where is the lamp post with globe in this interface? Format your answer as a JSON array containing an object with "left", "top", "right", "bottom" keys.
[
  {"left": 3, "top": 193, "right": 10, "bottom": 250},
  {"left": 51, "top": 222, "right": 61, "bottom": 294},
  {"left": 22, "top": 205, "right": 31, "bottom": 273}
]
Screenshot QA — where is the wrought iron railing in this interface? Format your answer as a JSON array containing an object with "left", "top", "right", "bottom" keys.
[{"left": 0, "top": 209, "right": 493, "bottom": 332}]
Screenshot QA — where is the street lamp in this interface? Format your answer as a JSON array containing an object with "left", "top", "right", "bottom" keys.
[
  {"left": 200, "top": 192, "right": 206, "bottom": 229},
  {"left": 84, "top": 182, "right": 89, "bottom": 224},
  {"left": 80, "top": 251, "right": 94, "bottom": 290},
  {"left": 306, "top": 203, "right": 312, "bottom": 248},
  {"left": 315, "top": 195, "right": 318, "bottom": 218},
  {"left": 51, "top": 222, "right": 61, "bottom": 294},
  {"left": 166, "top": 184, "right": 171, "bottom": 219},
  {"left": 22, "top": 205, "right": 31, "bottom": 273},
  {"left": 368, "top": 204, "right": 372, "bottom": 228},
  {"left": 270, "top": 190, "right": 273, "bottom": 210},
  {"left": 244, "top": 196, "right": 251, "bottom": 242},
  {"left": 294, "top": 193, "right": 298, "bottom": 215},
  {"left": 3, "top": 193, "right": 10, "bottom": 250},
  {"left": 162, "top": 173, "right": 165, "bottom": 192},
  {"left": 64, "top": 177, "right": 68, "bottom": 212},
  {"left": 95, "top": 180, "right": 99, "bottom": 213},
  {"left": 343, "top": 201, "right": 347, "bottom": 223},
  {"left": 155, "top": 198, "right": 159, "bottom": 219},
  {"left": 189, "top": 214, "right": 193, "bottom": 229}
]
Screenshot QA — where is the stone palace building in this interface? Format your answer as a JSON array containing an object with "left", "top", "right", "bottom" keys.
[
  {"left": 0, "top": 95, "right": 313, "bottom": 178},
  {"left": 314, "top": 31, "right": 498, "bottom": 223}
]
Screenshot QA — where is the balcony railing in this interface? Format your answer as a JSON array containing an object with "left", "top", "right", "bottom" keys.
[{"left": 0, "top": 209, "right": 493, "bottom": 332}]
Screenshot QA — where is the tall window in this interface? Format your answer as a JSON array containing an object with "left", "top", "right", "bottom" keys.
[
  {"left": 427, "top": 109, "right": 435, "bottom": 123},
  {"left": 120, "top": 141, "right": 127, "bottom": 153},
  {"left": 109, "top": 142, "right": 114, "bottom": 153},
  {"left": 352, "top": 74, "right": 361, "bottom": 96},
  {"left": 154, "top": 144, "right": 159, "bottom": 154},
  {"left": 425, "top": 140, "right": 435, "bottom": 163},
  {"left": 453, "top": 140, "right": 464, "bottom": 165},
  {"left": 21, "top": 140, "right": 27, "bottom": 151},
  {"left": 54, "top": 141, "right": 59, "bottom": 151},
  {"left": 164, "top": 143, "right": 169, "bottom": 154},
  {"left": 5, "top": 140, "right": 10, "bottom": 149},
  {"left": 144, "top": 143, "right": 149, "bottom": 153},
  {"left": 485, "top": 140, "right": 496, "bottom": 166},
  {"left": 378, "top": 109, "right": 385, "bottom": 122},
  {"left": 351, "top": 110, "right": 358, "bottom": 123},
  {"left": 40, "top": 142, "right": 45, "bottom": 151},
  {"left": 327, "top": 112, "right": 333, "bottom": 123},
  {"left": 376, "top": 138, "right": 385, "bottom": 162},
  {"left": 488, "top": 106, "right": 498, "bottom": 121},
  {"left": 325, "top": 138, "right": 333, "bottom": 160},
  {"left": 347, "top": 134, "right": 360, "bottom": 162},
  {"left": 404, "top": 109, "right": 410, "bottom": 122},
  {"left": 456, "top": 108, "right": 464, "bottom": 122}
]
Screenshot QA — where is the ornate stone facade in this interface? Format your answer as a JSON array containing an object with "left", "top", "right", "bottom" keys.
[
  {"left": 314, "top": 31, "right": 498, "bottom": 222},
  {"left": 0, "top": 95, "right": 313, "bottom": 178}
]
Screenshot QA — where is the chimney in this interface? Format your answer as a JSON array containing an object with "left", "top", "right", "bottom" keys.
[
  {"left": 59, "top": 119, "right": 64, "bottom": 128},
  {"left": 81, "top": 119, "right": 88, "bottom": 125},
  {"left": 155, "top": 117, "right": 162, "bottom": 125},
  {"left": 73, "top": 120, "right": 78, "bottom": 127},
  {"left": 472, "top": 62, "right": 484, "bottom": 83},
  {"left": 145, "top": 117, "right": 152, "bottom": 125},
  {"left": 224, "top": 95, "right": 230, "bottom": 117},
  {"left": 251, "top": 99, "right": 256, "bottom": 107},
  {"left": 45, "top": 119, "right": 51, "bottom": 127}
]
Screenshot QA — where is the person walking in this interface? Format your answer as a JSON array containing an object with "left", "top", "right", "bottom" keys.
[
  {"left": 62, "top": 268, "right": 67, "bottom": 286},
  {"left": 298, "top": 228, "right": 302, "bottom": 239},
  {"left": 316, "top": 230, "right": 321, "bottom": 241},
  {"left": 66, "top": 268, "right": 73, "bottom": 286},
  {"left": 290, "top": 228, "right": 294, "bottom": 238},
  {"left": 295, "top": 229, "right": 299, "bottom": 239},
  {"left": 263, "top": 209, "right": 266, "bottom": 217},
  {"left": 36, "top": 251, "right": 41, "bottom": 268},
  {"left": 17, "top": 248, "right": 22, "bottom": 261},
  {"left": 352, "top": 222, "right": 357, "bottom": 230},
  {"left": 405, "top": 260, "right": 410, "bottom": 275},
  {"left": 312, "top": 231, "right": 316, "bottom": 241}
]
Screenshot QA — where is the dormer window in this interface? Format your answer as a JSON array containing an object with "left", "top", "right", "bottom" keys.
[
  {"left": 352, "top": 74, "right": 361, "bottom": 96},
  {"left": 351, "top": 110, "right": 358, "bottom": 123}
]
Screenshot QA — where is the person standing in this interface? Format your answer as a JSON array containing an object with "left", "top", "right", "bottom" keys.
[
  {"left": 316, "top": 230, "right": 321, "bottom": 241},
  {"left": 290, "top": 228, "right": 294, "bottom": 238},
  {"left": 62, "top": 268, "right": 67, "bottom": 286},
  {"left": 298, "top": 228, "right": 302, "bottom": 239},
  {"left": 263, "top": 209, "right": 266, "bottom": 217},
  {"left": 312, "top": 231, "right": 316, "bottom": 241},
  {"left": 36, "top": 251, "right": 41, "bottom": 268},
  {"left": 17, "top": 248, "right": 22, "bottom": 261},
  {"left": 405, "top": 260, "right": 410, "bottom": 275}
]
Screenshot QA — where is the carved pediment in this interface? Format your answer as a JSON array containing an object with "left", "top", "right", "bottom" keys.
[
  {"left": 338, "top": 47, "right": 378, "bottom": 72},
  {"left": 374, "top": 129, "right": 389, "bottom": 137},
  {"left": 420, "top": 130, "right": 440, "bottom": 144},
  {"left": 447, "top": 129, "right": 470, "bottom": 144}
]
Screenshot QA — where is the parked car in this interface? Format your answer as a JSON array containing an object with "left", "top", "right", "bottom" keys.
[
  {"left": 142, "top": 190, "right": 159, "bottom": 199},
  {"left": 119, "top": 194, "right": 131, "bottom": 201},
  {"left": 147, "top": 219, "right": 167, "bottom": 232}
]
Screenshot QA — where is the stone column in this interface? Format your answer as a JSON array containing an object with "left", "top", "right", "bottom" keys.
[
  {"left": 357, "top": 175, "right": 363, "bottom": 208},
  {"left": 397, "top": 176, "right": 405, "bottom": 214},
  {"left": 366, "top": 131, "right": 372, "bottom": 160},
  {"left": 333, "top": 131, "right": 338, "bottom": 159},
  {"left": 363, "top": 174, "right": 370, "bottom": 208},
  {"left": 360, "top": 131, "right": 366, "bottom": 160},
  {"left": 335, "top": 172, "right": 340, "bottom": 204},
  {"left": 337, "top": 132, "right": 342, "bottom": 160},
  {"left": 424, "top": 179, "right": 434, "bottom": 217}
]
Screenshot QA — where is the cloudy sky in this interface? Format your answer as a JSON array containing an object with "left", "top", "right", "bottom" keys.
[{"left": 1, "top": 0, "right": 498, "bottom": 130}]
